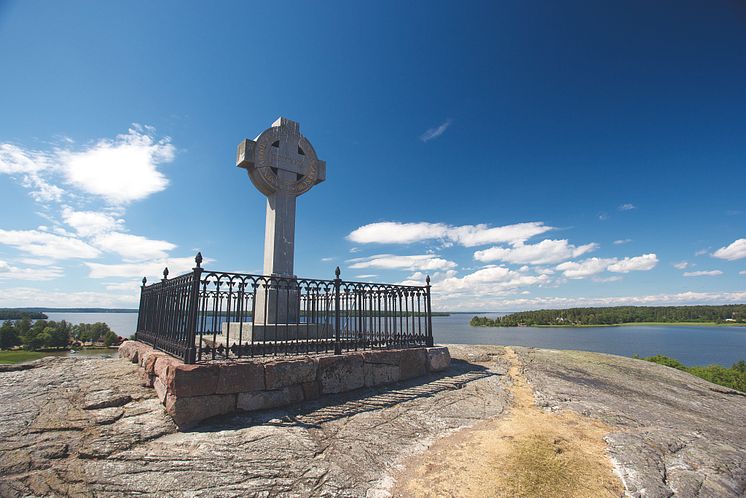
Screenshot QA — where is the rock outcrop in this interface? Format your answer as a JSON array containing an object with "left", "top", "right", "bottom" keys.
[{"left": 0, "top": 345, "right": 744, "bottom": 497}]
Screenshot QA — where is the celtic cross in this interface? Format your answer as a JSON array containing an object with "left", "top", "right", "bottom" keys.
[{"left": 236, "top": 117, "right": 326, "bottom": 279}]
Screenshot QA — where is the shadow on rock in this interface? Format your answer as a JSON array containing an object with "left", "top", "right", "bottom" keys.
[{"left": 193, "top": 359, "right": 497, "bottom": 432}]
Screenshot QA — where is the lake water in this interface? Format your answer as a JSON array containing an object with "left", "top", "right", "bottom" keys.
[
  {"left": 435, "top": 314, "right": 746, "bottom": 367},
  {"left": 46, "top": 312, "right": 140, "bottom": 336},
  {"left": 45, "top": 312, "right": 746, "bottom": 367}
]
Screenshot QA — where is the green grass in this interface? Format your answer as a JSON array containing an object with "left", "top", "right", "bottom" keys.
[
  {"left": 641, "top": 355, "right": 746, "bottom": 393},
  {"left": 0, "top": 350, "right": 46, "bottom": 364}
]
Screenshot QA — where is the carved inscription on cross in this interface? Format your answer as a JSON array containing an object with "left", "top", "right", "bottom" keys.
[{"left": 236, "top": 117, "right": 326, "bottom": 278}]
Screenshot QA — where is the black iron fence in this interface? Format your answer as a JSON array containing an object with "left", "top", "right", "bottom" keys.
[{"left": 136, "top": 253, "right": 434, "bottom": 363}]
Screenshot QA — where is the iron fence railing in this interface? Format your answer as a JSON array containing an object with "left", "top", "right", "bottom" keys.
[{"left": 136, "top": 253, "right": 434, "bottom": 363}]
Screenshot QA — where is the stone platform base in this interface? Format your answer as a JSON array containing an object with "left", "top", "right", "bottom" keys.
[
  {"left": 218, "top": 322, "right": 334, "bottom": 343},
  {"left": 119, "top": 341, "right": 450, "bottom": 429}
]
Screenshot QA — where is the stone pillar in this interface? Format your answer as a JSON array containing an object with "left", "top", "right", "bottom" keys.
[
  {"left": 263, "top": 190, "right": 297, "bottom": 278},
  {"left": 236, "top": 117, "right": 326, "bottom": 326}
]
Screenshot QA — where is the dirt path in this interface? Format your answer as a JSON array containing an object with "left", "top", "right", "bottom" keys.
[{"left": 393, "top": 347, "right": 624, "bottom": 498}]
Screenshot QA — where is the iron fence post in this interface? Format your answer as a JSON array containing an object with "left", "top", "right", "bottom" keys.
[
  {"left": 334, "top": 266, "right": 341, "bottom": 355},
  {"left": 154, "top": 267, "right": 169, "bottom": 352},
  {"left": 184, "top": 252, "right": 203, "bottom": 364},
  {"left": 425, "top": 275, "right": 434, "bottom": 347},
  {"left": 136, "top": 277, "right": 147, "bottom": 341}
]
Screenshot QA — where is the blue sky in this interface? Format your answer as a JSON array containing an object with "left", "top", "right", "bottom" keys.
[{"left": 0, "top": 0, "right": 745, "bottom": 311}]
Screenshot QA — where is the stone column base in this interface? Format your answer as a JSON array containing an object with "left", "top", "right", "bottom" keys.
[
  {"left": 118, "top": 340, "right": 451, "bottom": 430},
  {"left": 218, "top": 322, "right": 334, "bottom": 342}
]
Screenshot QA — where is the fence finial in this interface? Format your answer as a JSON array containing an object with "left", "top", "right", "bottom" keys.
[
  {"left": 335, "top": 266, "right": 341, "bottom": 278},
  {"left": 163, "top": 267, "right": 169, "bottom": 280},
  {"left": 195, "top": 251, "right": 203, "bottom": 268},
  {"left": 426, "top": 275, "right": 431, "bottom": 285},
  {"left": 142, "top": 276, "right": 147, "bottom": 286}
]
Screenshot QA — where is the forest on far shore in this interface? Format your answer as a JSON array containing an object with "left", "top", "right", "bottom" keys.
[
  {"left": 470, "top": 305, "right": 746, "bottom": 327},
  {"left": 0, "top": 309, "right": 47, "bottom": 320}
]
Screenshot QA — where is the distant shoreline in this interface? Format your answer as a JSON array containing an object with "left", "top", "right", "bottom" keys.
[
  {"left": 37, "top": 308, "right": 139, "bottom": 313},
  {"left": 470, "top": 305, "right": 746, "bottom": 328},
  {"left": 472, "top": 321, "right": 746, "bottom": 329}
]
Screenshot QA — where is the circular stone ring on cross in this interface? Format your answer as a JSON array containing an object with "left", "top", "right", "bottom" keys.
[{"left": 236, "top": 118, "right": 326, "bottom": 197}]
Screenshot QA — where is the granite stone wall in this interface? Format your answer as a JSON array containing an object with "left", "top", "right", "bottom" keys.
[{"left": 118, "top": 341, "right": 451, "bottom": 429}]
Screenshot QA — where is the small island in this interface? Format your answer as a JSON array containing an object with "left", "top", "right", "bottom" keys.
[{"left": 470, "top": 304, "right": 746, "bottom": 327}]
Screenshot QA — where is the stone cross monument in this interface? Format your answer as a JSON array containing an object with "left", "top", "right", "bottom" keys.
[{"left": 236, "top": 117, "right": 326, "bottom": 326}]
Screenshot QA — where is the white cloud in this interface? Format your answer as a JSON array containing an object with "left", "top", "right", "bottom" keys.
[
  {"left": 0, "top": 260, "right": 64, "bottom": 281},
  {"left": 22, "top": 175, "right": 65, "bottom": 202},
  {"left": 0, "top": 143, "right": 63, "bottom": 202},
  {"left": 0, "top": 127, "right": 192, "bottom": 291},
  {"left": 456, "top": 266, "right": 546, "bottom": 286},
  {"left": 683, "top": 270, "right": 723, "bottom": 277},
  {"left": 93, "top": 232, "right": 176, "bottom": 260},
  {"left": 598, "top": 212, "right": 609, "bottom": 221},
  {"left": 420, "top": 119, "right": 452, "bottom": 142},
  {"left": 62, "top": 207, "right": 123, "bottom": 236},
  {"left": 349, "top": 222, "right": 449, "bottom": 244},
  {"left": 320, "top": 257, "right": 334, "bottom": 262},
  {"left": 0, "top": 126, "right": 174, "bottom": 206},
  {"left": 0, "top": 287, "right": 138, "bottom": 308},
  {"left": 58, "top": 126, "right": 174, "bottom": 204},
  {"left": 673, "top": 261, "right": 689, "bottom": 270},
  {"left": 52, "top": 226, "right": 73, "bottom": 236},
  {"left": 695, "top": 248, "right": 709, "bottom": 256},
  {"left": 104, "top": 281, "right": 143, "bottom": 292},
  {"left": 556, "top": 258, "right": 615, "bottom": 279},
  {"left": 413, "top": 266, "right": 550, "bottom": 303},
  {"left": 607, "top": 254, "right": 659, "bottom": 273},
  {"left": 17, "top": 257, "right": 55, "bottom": 266},
  {"left": 347, "top": 254, "right": 457, "bottom": 271},
  {"left": 434, "top": 291, "right": 746, "bottom": 312},
  {"left": 85, "top": 256, "right": 205, "bottom": 280},
  {"left": 0, "top": 229, "right": 100, "bottom": 259},
  {"left": 740, "top": 271, "right": 746, "bottom": 276},
  {"left": 347, "top": 221, "right": 553, "bottom": 247},
  {"left": 0, "top": 224, "right": 175, "bottom": 265},
  {"left": 613, "top": 239, "right": 631, "bottom": 245},
  {"left": 474, "top": 239, "right": 598, "bottom": 265},
  {"left": 398, "top": 270, "right": 458, "bottom": 287},
  {"left": 0, "top": 143, "right": 47, "bottom": 174},
  {"left": 354, "top": 274, "right": 378, "bottom": 279},
  {"left": 60, "top": 207, "right": 178, "bottom": 260},
  {"left": 449, "top": 223, "right": 555, "bottom": 247},
  {"left": 556, "top": 253, "right": 658, "bottom": 279},
  {"left": 618, "top": 203, "right": 636, "bottom": 211},
  {"left": 592, "top": 275, "right": 623, "bottom": 283},
  {"left": 712, "top": 239, "right": 746, "bottom": 261}
]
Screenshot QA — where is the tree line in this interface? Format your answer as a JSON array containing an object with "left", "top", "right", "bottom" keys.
[
  {"left": 0, "top": 319, "right": 120, "bottom": 350},
  {"left": 470, "top": 305, "right": 746, "bottom": 327},
  {"left": 0, "top": 309, "right": 48, "bottom": 320}
]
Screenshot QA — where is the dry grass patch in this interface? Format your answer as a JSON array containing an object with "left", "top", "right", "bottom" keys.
[{"left": 393, "top": 347, "right": 623, "bottom": 498}]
